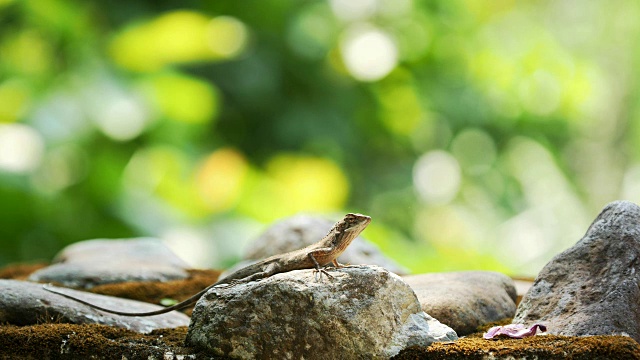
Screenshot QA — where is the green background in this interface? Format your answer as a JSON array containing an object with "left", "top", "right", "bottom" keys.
[{"left": 1, "top": 0, "right": 639, "bottom": 276}]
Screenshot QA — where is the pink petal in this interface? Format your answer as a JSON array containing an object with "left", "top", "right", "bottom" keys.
[{"left": 483, "top": 323, "right": 547, "bottom": 339}]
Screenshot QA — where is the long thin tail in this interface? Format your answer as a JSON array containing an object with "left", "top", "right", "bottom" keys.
[{"left": 42, "top": 284, "right": 214, "bottom": 317}]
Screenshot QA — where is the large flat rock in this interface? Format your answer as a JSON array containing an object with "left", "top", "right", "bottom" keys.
[{"left": 0, "top": 280, "right": 189, "bottom": 333}]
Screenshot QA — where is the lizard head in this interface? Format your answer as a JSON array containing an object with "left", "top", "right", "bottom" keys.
[
  {"left": 332, "top": 213, "right": 371, "bottom": 245},
  {"left": 336, "top": 214, "right": 371, "bottom": 238}
]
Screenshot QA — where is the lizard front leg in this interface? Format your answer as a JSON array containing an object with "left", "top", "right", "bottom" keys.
[{"left": 307, "top": 248, "right": 336, "bottom": 281}]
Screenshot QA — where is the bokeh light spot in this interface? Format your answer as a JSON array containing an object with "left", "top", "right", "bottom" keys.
[
  {"left": 497, "top": 211, "right": 549, "bottom": 266},
  {"left": 416, "top": 206, "right": 474, "bottom": 248},
  {"left": 31, "top": 144, "right": 88, "bottom": 193},
  {"left": 124, "top": 146, "right": 209, "bottom": 218},
  {"left": 195, "top": 148, "right": 249, "bottom": 213},
  {"left": 0, "top": 123, "right": 45, "bottom": 173},
  {"left": 2, "top": 29, "right": 53, "bottom": 76},
  {"left": 0, "top": 80, "right": 31, "bottom": 123},
  {"left": 413, "top": 150, "right": 461, "bottom": 205},
  {"left": 207, "top": 16, "right": 248, "bottom": 58},
  {"left": 239, "top": 155, "right": 349, "bottom": 221},
  {"left": 93, "top": 96, "right": 149, "bottom": 141},
  {"left": 340, "top": 24, "right": 398, "bottom": 82},
  {"left": 393, "top": 17, "right": 431, "bottom": 62},
  {"left": 161, "top": 227, "right": 212, "bottom": 268},
  {"left": 287, "top": 3, "right": 337, "bottom": 59},
  {"left": 451, "top": 128, "right": 497, "bottom": 175},
  {"left": 377, "top": 79, "right": 424, "bottom": 137},
  {"left": 518, "top": 70, "right": 562, "bottom": 116},
  {"left": 124, "top": 146, "right": 182, "bottom": 192},
  {"left": 329, "top": 0, "right": 377, "bottom": 21},
  {"left": 267, "top": 155, "right": 348, "bottom": 212},
  {"left": 141, "top": 73, "right": 219, "bottom": 124}
]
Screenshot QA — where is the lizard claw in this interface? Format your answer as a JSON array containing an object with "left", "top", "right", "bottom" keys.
[{"left": 314, "top": 268, "right": 334, "bottom": 282}]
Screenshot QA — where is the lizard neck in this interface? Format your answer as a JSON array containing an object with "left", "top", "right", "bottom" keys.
[{"left": 331, "top": 231, "right": 357, "bottom": 256}]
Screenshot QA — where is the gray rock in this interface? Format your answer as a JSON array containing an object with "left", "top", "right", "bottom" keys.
[
  {"left": 245, "top": 214, "right": 408, "bottom": 275},
  {"left": 513, "top": 200, "right": 640, "bottom": 342},
  {"left": 29, "top": 237, "right": 190, "bottom": 288},
  {"left": 0, "top": 279, "right": 189, "bottom": 333},
  {"left": 402, "top": 271, "right": 517, "bottom": 335},
  {"left": 186, "top": 265, "right": 457, "bottom": 359}
]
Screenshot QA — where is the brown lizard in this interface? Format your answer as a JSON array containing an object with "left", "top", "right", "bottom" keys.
[{"left": 43, "top": 213, "right": 371, "bottom": 317}]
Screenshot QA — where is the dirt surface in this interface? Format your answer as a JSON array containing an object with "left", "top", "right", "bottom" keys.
[
  {"left": 0, "top": 262, "right": 48, "bottom": 280},
  {"left": 1, "top": 263, "right": 639, "bottom": 359}
]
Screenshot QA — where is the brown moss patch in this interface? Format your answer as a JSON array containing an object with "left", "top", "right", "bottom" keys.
[
  {"left": 0, "top": 323, "right": 205, "bottom": 359},
  {"left": 393, "top": 335, "right": 640, "bottom": 360},
  {"left": 393, "top": 318, "right": 640, "bottom": 359},
  {"left": 393, "top": 319, "right": 640, "bottom": 360},
  {"left": 0, "top": 262, "right": 48, "bottom": 280}
]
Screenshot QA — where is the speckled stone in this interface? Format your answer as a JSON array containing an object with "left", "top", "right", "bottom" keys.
[{"left": 514, "top": 200, "right": 640, "bottom": 342}]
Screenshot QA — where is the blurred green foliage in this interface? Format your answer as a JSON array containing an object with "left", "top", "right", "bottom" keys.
[{"left": 1, "top": 0, "right": 640, "bottom": 275}]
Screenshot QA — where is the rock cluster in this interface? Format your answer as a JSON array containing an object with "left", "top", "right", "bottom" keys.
[{"left": 6, "top": 203, "right": 640, "bottom": 358}]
